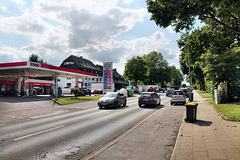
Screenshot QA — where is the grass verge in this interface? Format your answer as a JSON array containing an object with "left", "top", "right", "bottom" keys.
[
  {"left": 207, "top": 99, "right": 240, "bottom": 121},
  {"left": 53, "top": 95, "right": 102, "bottom": 105},
  {"left": 195, "top": 90, "right": 212, "bottom": 98}
]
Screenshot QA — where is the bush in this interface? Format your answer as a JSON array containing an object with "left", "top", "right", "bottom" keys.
[{"left": 71, "top": 88, "right": 79, "bottom": 98}]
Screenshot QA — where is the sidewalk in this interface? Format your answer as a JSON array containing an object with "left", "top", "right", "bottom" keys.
[{"left": 171, "top": 90, "right": 240, "bottom": 160}]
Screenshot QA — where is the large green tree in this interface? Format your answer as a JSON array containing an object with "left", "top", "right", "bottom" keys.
[
  {"left": 168, "top": 65, "right": 183, "bottom": 89},
  {"left": 147, "top": 0, "right": 240, "bottom": 33},
  {"left": 142, "top": 51, "right": 169, "bottom": 85},
  {"left": 124, "top": 56, "right": 147, "bottom": 85}
]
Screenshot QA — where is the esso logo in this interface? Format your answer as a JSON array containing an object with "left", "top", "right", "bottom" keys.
[
  {"left": 104, "top": 63, "right": 111, "bottom": 69},
  {"left": 30, "top": 62, "right": 40, "bottom": 68}
]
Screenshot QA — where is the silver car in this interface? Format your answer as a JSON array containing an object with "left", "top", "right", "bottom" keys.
[
  {"left": 170, "top": 90, "right": 186, "bottom": 105},
  {"left": 98, "top": 92, "right": 127, "bottom": 109}
]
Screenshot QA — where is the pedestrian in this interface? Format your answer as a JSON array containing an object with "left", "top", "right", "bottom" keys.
[{"left": 58, "top": 86, "right": 62, "bottom": 96}]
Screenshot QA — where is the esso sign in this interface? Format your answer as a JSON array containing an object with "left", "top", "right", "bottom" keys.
[
  {"left": 104, "top": 63, "right": 111, "bottom": 69},
  {"left": 30, "top": 62, "right": 41, "bottom": 68}
]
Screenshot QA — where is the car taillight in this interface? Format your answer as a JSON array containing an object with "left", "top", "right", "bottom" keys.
[
  {"left": 138, "top": 97, "right": 142, "bottom": 100},
  {"left": 150, "top": 97, "right": 155, "bottom": 100}
]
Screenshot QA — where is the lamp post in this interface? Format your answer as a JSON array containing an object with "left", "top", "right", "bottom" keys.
[{"left": 184, "top": 32, "right": 192, "bottom": 101}]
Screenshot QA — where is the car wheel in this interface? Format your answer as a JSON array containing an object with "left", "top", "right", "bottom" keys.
[
  {"left": 123, "top": 100, "right": 126, "bottom": 106},
  {"left": 171, "top": 102, "right": 173, "bottom": 105}
]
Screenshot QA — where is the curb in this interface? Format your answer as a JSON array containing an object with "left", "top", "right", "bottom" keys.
[{"left": 170, "top": 107, "right": 186, "bottom": 160}]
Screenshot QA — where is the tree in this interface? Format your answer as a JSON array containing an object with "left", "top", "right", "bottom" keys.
[
  {"left": 29, "top": 54, "right": 48, "bottom": 64},
  {"left": 147, "top": 0, "right": 240, "bottom": 34},
  {"left": 142, "top": 51, "right": 169, "bottom": 85},
  {"left": 124, "top": 56, "right": 147, "bottom": 85},
  {"left": 168, "top": 65, "right": 183, "bottom": 88},
  {"left": 200, "top": 47, "right": 240, "bottom": 99}
]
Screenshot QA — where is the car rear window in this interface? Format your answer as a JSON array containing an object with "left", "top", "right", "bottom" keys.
[
  {"left": 141, "top": 93, "right": 152, "bottom": 97},
  {"left": 172, "top": 91, "right": 184, "bottom": 95}
]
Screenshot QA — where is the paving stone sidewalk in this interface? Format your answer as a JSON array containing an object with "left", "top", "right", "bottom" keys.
[{"left": 171, "top": 90, "right": 240, "bottom": 160}]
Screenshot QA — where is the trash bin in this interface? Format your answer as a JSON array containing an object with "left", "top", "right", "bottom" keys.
[
  {"left": 189, "top": 92, "right": 193, "bottom": 101},
  {"left": 185, "top": 102, "right": 198, "bottom": 122}
]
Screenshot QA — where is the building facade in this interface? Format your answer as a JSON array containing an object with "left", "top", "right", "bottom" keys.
[{"left": 59, "top": 55, "right": 128, "bottom": 92}]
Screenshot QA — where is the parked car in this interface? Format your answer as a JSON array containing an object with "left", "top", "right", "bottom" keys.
[
  {"left": 78, "top": 89, "right": 91, "bottom": 96},
  {"left": 170, "top": 90, "right": 186, "bottom": 105},
  {"left": 159, "top": 88, "right": 166, "bottom": 92},
  {"left": 98, "top": 92, "right": 127, "bottom": 109},
  {"left": 97, "top": 89, "right": 103, "bottom": 94},
  {"left": 180, "top": 88, "right": 189, "bottom": 98},
  {"left": 91, "top": 90, "right": 98, "bottom": 94},
  {"left": 166, "top": 89, "right": 173, "bottom": 97},
  {"left": 138, "top": 92, "right": 161, "bottom": 107},
  {"left": 148, "top": 87, "right": 156, "bottom": 92}
]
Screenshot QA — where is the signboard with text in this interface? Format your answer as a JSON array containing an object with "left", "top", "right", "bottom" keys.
[{"left": 103, "top": 62, "right": 113, "bottom": 93}]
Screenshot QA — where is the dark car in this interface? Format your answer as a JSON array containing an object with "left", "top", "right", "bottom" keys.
[
  {"left": 138, "top": 92, "right": 161, "bottom": 107},
  {"left": 159, "top": 88, "right": 166, "bottom": 92},
  {"left": 78, "top": 89, "right": 91, "bottom": 96},
  {"left": 98, "top": 92, "right": 127, "bottom": 109},
  {"left": 166, "top": 89, "right": 173, "bottom": 97}
]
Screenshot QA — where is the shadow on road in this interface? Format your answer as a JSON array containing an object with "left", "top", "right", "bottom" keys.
[{"left": 139, "top": 104, "right": 164, "bottom": 110}]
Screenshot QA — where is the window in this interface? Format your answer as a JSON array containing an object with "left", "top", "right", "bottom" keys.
[
  {"left": 63, "top": 61, "right": 75, "bottom": 65},
  {"left": 92, "top": 78, "right": 95, "bottom": 81},
  {"left": 67, "top": 83, "right": 71, "bottom": 88}
]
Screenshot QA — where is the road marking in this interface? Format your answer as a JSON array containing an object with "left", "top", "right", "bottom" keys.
[
  {"left": 31, "top": 110, "right": 66, "bottom": 119},
  {"left": 81, "top": 109, "right": 161, "bottom": 160},
  {"left": 90, "top": 112, "right": 110, "bottom": 118},
  {"left": 14, "top": 125, "right": 64, "bottom": 141}
]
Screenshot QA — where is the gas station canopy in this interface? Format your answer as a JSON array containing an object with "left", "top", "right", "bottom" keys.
[
  {"left": 0, "top": 61, "right": 98, "bottom": 97},
  {"left": 0, "top": 61, "right": 97, "bottom": 78}
]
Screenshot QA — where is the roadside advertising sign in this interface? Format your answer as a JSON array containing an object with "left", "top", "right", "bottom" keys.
[{"left": 103, "top": 62, "right": 113, "bottom": 93}]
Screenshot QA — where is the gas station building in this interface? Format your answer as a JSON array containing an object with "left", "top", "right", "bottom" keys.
[{"left": 0, "top": 61, "right": 97, "bottom": 97}]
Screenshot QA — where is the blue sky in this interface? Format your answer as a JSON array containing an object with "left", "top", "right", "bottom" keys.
[{"left": 0, "top": 0, "right": 182, "bottom": 75}]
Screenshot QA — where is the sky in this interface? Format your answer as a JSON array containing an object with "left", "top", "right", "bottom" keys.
[{"left": 0, "top": 0, "right": 182, "bottom": 75}]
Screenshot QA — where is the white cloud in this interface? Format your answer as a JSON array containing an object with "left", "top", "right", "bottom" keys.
[
  {"left": 0, "top": 0, "right": 181, "bottom": 75},
  {"left": 9, "top": 0, "right": 26, "bottom": 5},
  {"left": 0, "top": 3, "right": 7, "bottom": 11}
]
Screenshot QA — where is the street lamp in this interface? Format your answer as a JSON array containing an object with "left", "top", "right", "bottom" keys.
[{"left": 184, "top": 32, "right": 192, "bottom": 101}]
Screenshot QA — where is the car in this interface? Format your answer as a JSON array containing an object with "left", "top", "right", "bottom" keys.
[
  {"left": 170, "top": 90, "right": 186, "bottom": 105},
  {"left": 98, "top": 92, "right": 127, "bottom": 109},
  {"left": 166, "top": 89, "right": 173, "bottom": 97},
  {"left": 91, "top": 90, "right": 98, "bottom": 94},
  {"left": 148, "top": 87, "right": 156, "bottom": 92},
  {"left": 78, "top": 89, "right": 91, "bottom": 96},
  {"left": 138, "top": 92, "right": 161, "bottom": 107},
  {"left": 97, "top": 89, "right": 103, "bottom": 94},
  {"left": 180, "top": 88, "right": 189, "bottom": 98},
  {"left": 159, "top": 88, "right": 166, "bottom": 92}
]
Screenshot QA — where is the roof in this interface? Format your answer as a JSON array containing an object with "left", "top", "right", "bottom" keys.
[
  {"left": 0, "top": 61, "right": 97, "bottom": 78},
  {"left": 61, "top": 55, "right": 101, "bottom": 71}
]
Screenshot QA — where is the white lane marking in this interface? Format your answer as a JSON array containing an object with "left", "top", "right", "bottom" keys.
[
  {"left": 14, "top": 125, "right": 64, "bottom": 141},
  {"left": 90, "top": 112, "right": 110, "bottom": 119},
  {"left": 31, "top": 111, "right": 66, "bottom": 119}
]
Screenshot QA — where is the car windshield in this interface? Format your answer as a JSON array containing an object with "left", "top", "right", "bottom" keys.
[
  {"left": 172, "top": 91, "right": 184, "bottom": 95},
  {"left": 104, "top": 92, "right": 118, "bottom": 98}
]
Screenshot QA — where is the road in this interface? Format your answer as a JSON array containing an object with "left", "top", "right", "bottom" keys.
[{"left": 0, "top": 93, "right": 184, "bottom": 160}]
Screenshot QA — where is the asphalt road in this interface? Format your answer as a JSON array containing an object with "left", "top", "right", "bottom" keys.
[{"left": 0, "top": 93, "right": 184, "bottom": 160}]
